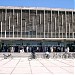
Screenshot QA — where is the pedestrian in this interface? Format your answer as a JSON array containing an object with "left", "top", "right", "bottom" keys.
[
  {"left": 45, "top": 50, "right": 50, "bottom": 59},
  {"left": 31, "top": 46, "right": 35, "bottom": 59}
]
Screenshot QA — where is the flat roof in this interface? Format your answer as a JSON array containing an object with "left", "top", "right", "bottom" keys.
[{"left": 0, "top": 6, "right": 74, "bottom": 11}]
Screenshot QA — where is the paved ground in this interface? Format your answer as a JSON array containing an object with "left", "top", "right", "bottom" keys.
[{"left": 0, "top": 57, "right": 74, "bottom": 75}]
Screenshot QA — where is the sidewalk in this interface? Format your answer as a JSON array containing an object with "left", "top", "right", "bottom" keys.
[{"left": 0, "top": 57, "right": 74, "bottom": 75}]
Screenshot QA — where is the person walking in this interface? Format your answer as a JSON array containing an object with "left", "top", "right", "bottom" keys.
[
  {"left": 45, "top": 50, "right": 50, "bottom": 59},
  {"left": 31, "top": 46, "right": 35, "bottom": 59}
]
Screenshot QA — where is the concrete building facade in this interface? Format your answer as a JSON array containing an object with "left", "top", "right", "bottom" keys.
[{"left": 0, "top": 6, "right": 75, "bottom": 52}]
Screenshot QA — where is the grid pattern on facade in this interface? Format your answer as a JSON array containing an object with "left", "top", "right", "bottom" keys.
[{"left": 0, "top": 6, "right": 75, "bottom": 39}]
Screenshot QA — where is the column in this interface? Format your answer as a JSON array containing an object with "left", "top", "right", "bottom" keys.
[
  {"left": 73, "top": 32, "right": 74, "bottom": 38},
  {"left": 59, "top": 26, "right": 60, "bottom": 38},
  {"left": 25, "top": 22, "right": 26, "bottom": 37},
  {"left": 5, "top": 29, "right": 6, "bottom": 38},
  {"left": 13, "top": 9, "right": 14, "bottom": 23},
  {"left": 13, "top": 25, "right": 14, "bottom": 38},
  {"left": 5, "top": 9, "right": 7, "bottom": 21},
  {"left": 65, "top": 11, "right": 67, "bottom": 38},
  {"left": 36, "top": 10, "right": 37, "bottom": 16},
  {"left": 32, "top": 17, "right": 35, "bottom": 30},
  {"left": 28, "top": 27, "right": 30, "bottom": 38},
  {"left": 36, "top": 10, "right": 37, "bottom": 38},
  {"left": 17, "top": 13, "right": 18, "bottom": 25},
  {"left": 58, "top": 11, "right": 60, "bottom": 38},
  {"left": 44, "top": 10, "right": 45, "bottom": 38},
  {"left": 62, "top": 15, "right": 63, "bottom": 38},
  {"left": 9, "top": 16, "right": 10, "bottom": 37},
  {"left": 51, "top": 10, "right": 52, "bottom": 38},
  {"left": 1, "top": 10, "right": 3, "bottom": 24},
  {"left": 13, "top": 9, "right": 14, "bottom": 37},
  {"left": 55, "top": 17, "right": 56, "bottom": 38},
  {"left": 5, "top": 9, "right": 7, "bottom": 38},
  {"left": 29, "top": 10, "right": 30, "bottom": 22},
  {"left": 17, "top": 13, "right": 18, "bottom": 37},
  {"left": 40, "top": 14, "right": 41, "bottom": 25},
  {"left": 13, "top": 9, "right": 14, "bottom": 15},
  {"left": 36, "top": 25, "right": 37, "bottom": 38},
  {"left": 9, "top": 16, "right": 10, "bottom": 30},
  {"left": 1, "top": 22, "right": 2, "bottom": 37},
  {"left": 69, "top": 23, "right": 70, "bottom": 38},
  {"left": 66, "top": 23, "right": 67, "bottom": 38},
  {"left": 72, "top": 11, "right": 74, "bottom": 38},
  {"left": 48, "top": 23, "right": 49, "bottom": 38},
  {"left": 21, "top": 9, "right": 22, "bottom": 38}
]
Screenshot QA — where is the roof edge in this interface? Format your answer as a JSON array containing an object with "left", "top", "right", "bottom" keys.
[{"left": 0, "top": 6, "right": 74, "bottom": 11}]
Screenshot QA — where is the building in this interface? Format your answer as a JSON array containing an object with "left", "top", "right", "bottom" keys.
[{"left": 0, "top": 6, "right": 75, "bottom": 52}]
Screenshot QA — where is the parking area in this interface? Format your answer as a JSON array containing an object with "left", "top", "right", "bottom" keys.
[{"left": 0, "top": 57, "right": 74, "bottom": 75}]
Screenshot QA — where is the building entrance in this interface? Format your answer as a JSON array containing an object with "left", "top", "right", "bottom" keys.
[{"left": 0, "top": 40, "right": 75, "bottom": 52}]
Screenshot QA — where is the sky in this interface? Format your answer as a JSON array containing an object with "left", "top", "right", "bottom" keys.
[
  {"left": 0, "top": 0, "right": 74, "bottom": 9},
  {"left": 74, "top": 0, "right": 75, "bottom": 9}
]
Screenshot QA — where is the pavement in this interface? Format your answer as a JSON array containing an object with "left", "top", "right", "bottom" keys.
[{"left": 0, "top": 57, "right": 74, "bottom": 75}]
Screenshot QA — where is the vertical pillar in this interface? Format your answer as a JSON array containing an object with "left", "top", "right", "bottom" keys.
[
  {"left": 5, "top": 9, "right": 7, "bottom": 21},
  {"left": 48, "top": 23, "right": 49, "bottom": 38},
  {"left": 29, "top": 10, "right": 30, "bottom": 22},
  {"left": 73, "top": 32, "right": 74, "bottom": 38},
  {"left": 9, "top": 16, "right": 10, "bottom": 30},
  {"left": 58, "top": 11, "right": 60, "bottom": 38},
  {"left": 72, "top": 11, "right": 74, "bottom": 38},
  {"left": 17, "top": 13, "right": 18, "bottom": 25},
  {"left": 36, "top": 10, "right": 37, "bottom": 38},
  {"left": 36, "top": 25, "right": 37, "bottom": 38},
  {"left": 1, "top": 22, "right": 2, "bottom": 37},
  {"left": 39, "top": 13, "right": 41, "bottom": 38},
  {"left": 28, "top": 28, "right": 30, "bottom": 38},
  {"left": 65, "top": 11, "right": 67, "bottom": 38},
  {"left": 17, "top": 13, "right": 18, "bottom": 38},
  {"left": 21, "top": 9, "right": 22, "bottom": 38},
  {"left": 5, "top": 30, "right": 6, "bottom": 38},
  {"left": 59, "top": 26, "right": 60, "bottom": 38},
  {"left": 51, "top": 10, "right": 52, "bottom": 38},
  {"left": 2, "top": 10, "right": 3, "bottom": 21},
  {"left": 32, "top": 17, "right": 34, "bottom": 38},
  {"left": 13, "top": 9, "right": 14, "bottom": 15},
  {"left": 66, "top": 23, "right": 67, "bottom": 38},
  {"left": 13, "top": 25, "right": 14, "bottom": 38},
  {"left": 9, "top": 16, "right": 10, "bottom": 37},
  {"left": 17, "top": 29, "right": 18, "bottom": 38},
  {"left": 62, "top": 15, "right": 63, "bottom": 38},
  {"left": 55, "top": 17, "right": 56, "bottom": 38},
  {"left": 44, "top": 10, "right": 45, "bottom": 38},
  {"left": 13, "top": 9, "right": 14, "bottom": 23},
  {"left": 13, "top": 9, "right": 14, "bottom": 37},
  {"left": 69, "top": 23, "right": 70, "bottom": 38},
  {"left": 5, "top": 9, "right": 7, "bottom": 38},
  {"left": 32, "top": 17, "right": 34, "bottom": 30},
  {"left": 25, "top": 22, "right": 26, "bottom": 37},
  {"left": 36, "top": 9, "right": 37, "bottom": 15},
  {"left": 40, "top": 14, "right": 41, "bottom": 25}
]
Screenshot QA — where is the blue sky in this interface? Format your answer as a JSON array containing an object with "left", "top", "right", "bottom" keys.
[
  {"left": 0, "top": 0, "right": 74, "bottom": 9},
  {"left": 74, "top": 0, "right": 75, "bottom": 9}
]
